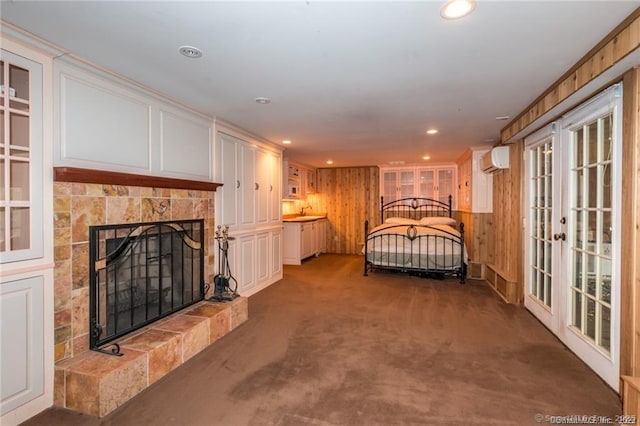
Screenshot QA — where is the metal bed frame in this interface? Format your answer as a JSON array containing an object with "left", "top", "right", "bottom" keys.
[{"left": 363, "top": 196, "right": 467, "bottom": 283}]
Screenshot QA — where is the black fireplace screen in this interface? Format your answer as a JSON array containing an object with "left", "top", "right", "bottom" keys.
[{"left": 89, "top": 219, "right": 204, "bottom": 353}]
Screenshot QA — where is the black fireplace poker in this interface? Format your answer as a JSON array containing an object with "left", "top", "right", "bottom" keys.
[{"left": 209, "top": 225, "right": 239, "bottom": 302}]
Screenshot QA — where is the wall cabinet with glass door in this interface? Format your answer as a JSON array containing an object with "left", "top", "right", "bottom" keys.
[
  {"left": 283, "top": 159, "right": 316, "bottom": 200},
  {"left": 380, "top": 166, "right": 457, "bottom": 208},
  {"left": 1, "top": 50, "right": 44, "bottom": 263},
  {"left": 1, "top": 40, "right": 54, "bottom": 426}
]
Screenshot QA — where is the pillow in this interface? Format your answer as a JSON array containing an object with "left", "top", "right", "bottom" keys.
[
  {"left": 419, "top": 216, "right": 456, "bottom": 226},
  {"left": 384, "top": 217, "right": 420, "bottom": 225}
]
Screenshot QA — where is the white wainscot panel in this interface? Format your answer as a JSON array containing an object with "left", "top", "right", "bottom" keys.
[
  {"left": 0, "top": 276, "right": 44, "bottom": 415},
  {"left": 60, "top": 74, "right": 151, "bottom": 170},
  {"left": 160, "top": 110, "right": 212, "bottom": 180}
]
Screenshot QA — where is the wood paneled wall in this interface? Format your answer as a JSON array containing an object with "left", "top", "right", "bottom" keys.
[
  {"left": 501, "top": 8, "right": 640, "bottom": 141},
  {"left": 491, "top": 141, "right": 524, "bottom": 283},
  {"left": 455, "top": 211, "right": 494, "bottom": 265},
  {"left": 315, "top": 167, "right": 380, "bottom": 254}
]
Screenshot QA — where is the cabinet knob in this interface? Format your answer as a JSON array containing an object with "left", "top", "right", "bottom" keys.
[
  {"left": 255, "top": 183, "right": 259, "bottom": 190},
  {"left": 270, "top": 185, "right": 273, "bottom": 192},
  {"left": 237, "top": 180, "right": 240, "bottom": 189}
]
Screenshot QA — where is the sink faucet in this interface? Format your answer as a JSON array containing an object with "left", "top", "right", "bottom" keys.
[{"left": 299, "top": 205, "right": 312, "bottom": 216}]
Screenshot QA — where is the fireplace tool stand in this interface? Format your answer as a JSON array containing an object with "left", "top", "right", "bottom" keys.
[{"left": 209, "top": 225, "right": 239, "bottom": 302}]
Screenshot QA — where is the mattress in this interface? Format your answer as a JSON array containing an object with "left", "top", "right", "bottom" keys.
[{"left": 364, "top": 223, "right": 466, "bottom": 271}]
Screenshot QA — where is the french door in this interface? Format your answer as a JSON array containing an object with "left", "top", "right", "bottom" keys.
[{"left": 524, "top": 85, "right": 622, "bottom": 390}]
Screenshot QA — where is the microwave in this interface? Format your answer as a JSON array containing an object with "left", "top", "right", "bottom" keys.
[{"left": 288, "top": 183, "right": 300, "bottom": 198}]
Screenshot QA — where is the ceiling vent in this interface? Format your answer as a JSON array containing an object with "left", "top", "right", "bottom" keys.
[{"left": 480, "top": 146, "right": 510, "bottom": 174}]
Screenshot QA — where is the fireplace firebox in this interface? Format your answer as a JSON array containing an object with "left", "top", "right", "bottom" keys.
[{"left": 89, "top": 219, "right": 205, "bottom": 355}]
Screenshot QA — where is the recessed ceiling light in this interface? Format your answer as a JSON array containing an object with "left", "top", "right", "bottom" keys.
[
  {"left": 255, "top": 97, "right": 271, "bottom": 104},
  {"left": 178, "top": 46, "right": 202, "bottom": 58},
  {"left": 282, "top": 140, "right": 292, "bottom": 145},
  {"left": 326, "top": 160, "right": 334, "bottom": 165},
  {"left": 426, "top": 129, "right": 439, "bottom": 135},
  {"left": 495, "top": 116, "right": 510, "bottom": 121},
  {"left": 440, "top": 0, "right": 476, "bottom": 20},
  {"left": 423, "top": 155, "right": 431, "bottom": 160}
]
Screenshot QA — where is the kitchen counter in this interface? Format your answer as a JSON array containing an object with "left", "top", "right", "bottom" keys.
[{"left": 282, "top": 214, "right": 327, "bottom": 223}]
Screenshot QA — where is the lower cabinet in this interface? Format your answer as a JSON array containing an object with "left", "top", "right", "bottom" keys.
[
  {"left": 271, "top": 229, "right": 282, "bottom": 278},
  {"left": 1, "top": 271, "right": 53, "bottom": 425},
  {"left": 283, "top": 219, "right": 327, "bottom": 265},
  {"left": 224, "top": 226, "right": 283, "bottom": 297}
]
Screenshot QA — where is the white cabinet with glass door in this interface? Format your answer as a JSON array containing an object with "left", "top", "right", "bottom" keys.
[
  {"left": 1, "top": 41, "right": 54, "bottom": 426},
  {"left": 1, "top": 51, "right": 44, "bottom": 263},
  {"left": 523, "top": 85, "right": 622, "bottom": 391},
  {"left": 417, "top": 167, "right": 456, "bottom": 207},
  {"left": 380, "top": 166, "right": 456, "bottom": 208},
  {"left": 381, "top": 169, "right": 415, "bottom": 204}
]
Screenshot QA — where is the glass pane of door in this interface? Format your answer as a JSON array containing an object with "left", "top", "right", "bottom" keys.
[
  {"left": 383, "top": 171, "right": 397, "bottom": 203},
  {"left": 399, "top": 171, "right": 414, "bottom": 200},
  {"left": 1, "top": 54, "right": 32, "bottom": 254},
  {"left": 437, "top": 169, "right": 453, "bottom": 205},
  {"left": 528, "top": 140, "right": 554, "bottom": 308},
  {"left": 569, "top": 113, "right": 613, "bottom": 353},
  {"left": 418, "top": 170, "right": 434, "bottom": 199}
]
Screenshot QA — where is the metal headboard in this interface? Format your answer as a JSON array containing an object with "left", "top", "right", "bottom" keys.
[{"left": 380, "top": 195, "right": 452, "bottom": 224}]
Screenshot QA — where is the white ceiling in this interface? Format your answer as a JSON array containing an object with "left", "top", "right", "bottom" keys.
[{"left": 1, "top": 1, "right": 639, "bottom": 168}]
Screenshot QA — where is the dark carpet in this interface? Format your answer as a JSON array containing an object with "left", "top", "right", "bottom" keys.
[{"left": 23, "top": 254, "right": 621, "bottom": 425}]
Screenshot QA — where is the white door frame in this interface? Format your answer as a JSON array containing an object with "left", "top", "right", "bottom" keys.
[
  {"left": 523, "top": 123, "right": 560, "bottom": 333},
  {"left": 523, "top": 84, "right": 622, "bottom": 391},
  {"left": 557, "top": 85, "right": 622, "bottom": 391}
]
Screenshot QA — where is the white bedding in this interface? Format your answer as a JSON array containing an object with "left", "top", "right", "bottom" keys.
[{"left": 364, "top": 222, "right": 467, "bottom": 270}]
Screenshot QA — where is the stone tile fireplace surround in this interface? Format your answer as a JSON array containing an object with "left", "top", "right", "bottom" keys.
[{"left": 52, "top": 177, "right": 248, "bottom": 416}]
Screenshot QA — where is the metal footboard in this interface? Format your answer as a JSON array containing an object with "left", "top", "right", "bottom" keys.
[{"left": 363, "top": 221, "right": 466, "bottom": 283}]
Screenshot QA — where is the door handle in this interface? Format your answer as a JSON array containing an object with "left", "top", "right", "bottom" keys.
[{"left": 553, "top": 232, "right": 566, "bottom": 241}]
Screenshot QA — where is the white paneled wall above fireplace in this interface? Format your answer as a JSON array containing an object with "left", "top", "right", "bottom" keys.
[{"left": 53, "top": 57, "right": 214, "bottom": 181}]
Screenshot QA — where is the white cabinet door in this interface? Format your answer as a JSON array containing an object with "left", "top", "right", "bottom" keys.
[
  {"left": 239, "top": 144, "right": 255, "bottom": 227},
  {"left": 381, "top": 169, "right": 415, "bottom": 203},
  {"left": 398, "top": 170, "right": 415, "bottom": 200},
  {"left": 217, "top": 133, "right": 239, "bottom": 229},
  {"left": 271, "top": 228, "right": 283, "bottom": 278},
  {"left": 436, "top": 167, "right": 455, "bottom": 206},
  {"left": 283, "top": 222, "right": 301, "bottom": 265},
  {"left": 255, "top": 232, "right": 269, "bottom": 284},
  {"left": 301, "top": 222, "right": 315, "bottom": 259},
  {"left": 381, "top": 170, "right": 398, "bottom": 203},
  {"left": 0, "top": 50, "right": 44, "bottom": 263},
  {"left": 269, "top": 152, "right": 282, "bottom": 224},
  {"left": 418, "top": 169, "right": 436, "bottom": 199},
  {"left": 255, "top": 149, "right": 270, "bottom": 226},
  {"left": 237, "top": 235, "right": 256, "bottom": 294},
  {"left": 1, "top": 275, "right": 46, "bottom": 415}
]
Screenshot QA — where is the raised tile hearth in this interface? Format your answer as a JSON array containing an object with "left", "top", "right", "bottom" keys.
[{"left": 54, "top": 297, "right": 247, "bottom": 417}]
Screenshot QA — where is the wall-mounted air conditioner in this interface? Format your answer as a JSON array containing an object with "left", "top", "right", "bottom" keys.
[{"left": 480, "top": 146, "right": 510, "bottom": 174}]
